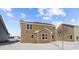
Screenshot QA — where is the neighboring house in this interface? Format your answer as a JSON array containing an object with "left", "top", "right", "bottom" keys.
[
  {"left": 56, "top": 24, "right": 79, "bottom": 42},
  {"left": 20, "top": 20, "right": 56, "bottom": 43},
  {"left": 0, "top": 15, "right": 9, "bottom": 42}
]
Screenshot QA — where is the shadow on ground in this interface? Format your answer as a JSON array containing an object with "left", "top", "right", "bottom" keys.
[{"left": 0, "top": 40, "right": 19, "bottom": 46}]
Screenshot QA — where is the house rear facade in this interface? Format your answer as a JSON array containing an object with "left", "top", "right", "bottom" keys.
[
  {"left": 0, "top": 15, "right": 9, "bottom": 42},
  {"left": 56, "top": 24, "right": 79, "bottom": 42},
  {"left": 20, "top": 20, "right": 56, "bottom": 43},
  {"left": 20, "top": 19, "right": 79, "bottom": 43},
  {"left": 74, "top": 26, "right": 79, "bottom": 41}
]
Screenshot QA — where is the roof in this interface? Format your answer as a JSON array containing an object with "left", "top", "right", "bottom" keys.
[
  {"left": 62, "top": 23, "right": 79, "bottom": 28},
  {"left": 61, "top": 24, "right": 75, "bottom": 28},
  {"left": 20, "top": 20, "right": 55, "bottom": 26},
  {"left": 27, "top": 21, "right": 53, "bottom": 25},
  {"left": 34, "top": 28, "right": 52, "bottom": 33},
  {"left": 57, "top": 23, "right": 79, "bottom": 28},
  {"left": 0, "top": 15, "right": 9, "bottom": 35}
]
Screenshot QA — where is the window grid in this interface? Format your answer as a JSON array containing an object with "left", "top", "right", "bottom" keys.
[
  {"left": 42, "top": 33, "right": 48, "bottom": 40},
  {"left": 27, "top": 24, "right": 32, "bottom": 29}
]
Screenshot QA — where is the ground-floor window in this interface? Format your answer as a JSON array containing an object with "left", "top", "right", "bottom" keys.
[
  {"left": 31, "top": 35, "right": 34, "bottom": 38},
  {"left": 76, "top": 36, "right": 79, "bottom": 41},
  {"left": 52, "top": 35, "right": 54, "bottom": 39},
  {"left": 70, "top": 35, "right": 72, "bottom": 39},
  {"left": 42, "top": 33, "right": 48, "bottom": 40}
]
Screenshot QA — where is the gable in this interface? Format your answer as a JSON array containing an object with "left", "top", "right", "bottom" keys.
[
  {"left": 0, "top": 15, "right": 9, "bottom": 35},
  {"left": 34, "top": 28, "right": 52, "bottom": 34}
]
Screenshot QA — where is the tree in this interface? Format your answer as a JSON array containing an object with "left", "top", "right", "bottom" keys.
[{"left": 57, "top": 24, "right": 67, "bottom": 50}]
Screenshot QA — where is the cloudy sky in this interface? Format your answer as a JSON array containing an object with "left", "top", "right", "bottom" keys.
[{"left": 0, "top": 8, "right": 79, "bottom": 36}]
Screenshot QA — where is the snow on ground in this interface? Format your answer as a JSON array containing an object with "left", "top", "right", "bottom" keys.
[
  {"left": 0, "top": 41, "right": 79, "bottom": 50},
  {"left": 55, "top": 41, "right": 79, "bottom": 50},
  {"left": 0, "top": 41, "right": 60, "bottom": 50}
]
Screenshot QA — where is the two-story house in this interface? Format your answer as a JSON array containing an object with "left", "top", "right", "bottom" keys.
[
  {"left": 20, "top": 20, "right": 56, "bottom": 43},
  {"left": 56, "top": 24, "right": 79, "bottom": 42}
]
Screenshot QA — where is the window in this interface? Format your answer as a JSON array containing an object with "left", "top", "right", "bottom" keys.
[
  {"left": 27, "top": 24, "right": 32, "bottom": 29},
  {"left": 31, "top": 35, "right": 34, "bottom": 38},
  {"left": 76, "top": 36, "right": 79, "bottom": 40},
  {"left": 76, "top": 36, "right": 79, "bottom": 39},
  {"left": 52, "top": 35, "right": 54, "bottom": 39},
  {"left": 70, "top": 35, "right": 72, "bottom": 39},
  {"left": 76, "top": 36, "right": 78, "bottom": 39},
  {"left": 42, "top": 33, "right": 48, "bottom": 40},
  {"left": 53, "top": 27, "right": 55, "bottom": 30}
]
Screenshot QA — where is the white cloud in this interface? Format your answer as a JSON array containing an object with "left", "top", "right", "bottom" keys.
[
  {"left": 43, "top": 17, "right": 50, "bottom": 20},
  {"left": 1, "top": 8, "right": 14, "bottom": 18},
  {"left": 38, "top": 8, "right": 45, "bottom": 16},
  {"left": 71, "top": 19, "right": 75, "bottom": 23},
  {"left": 70, "top": 19, "right": 77, "bottom": 25},
  {"left": 7, "top": 12, "right": 14, "bottom": 17},
  {"left": 1, "top": 8, "right": 12, "bottom": 12},
  {"left": 20, "top": 13, "right": 26, "bottom": 18},
  {"left": 37, "top": 8, "right": 66, "bottom": 20},
  {"left": 46, "top": 8, "right": 66, "bottom": 17}
]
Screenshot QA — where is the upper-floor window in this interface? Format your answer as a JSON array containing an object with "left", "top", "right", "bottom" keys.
[
  {"left": 42, "top": 33, "right": 48, "bottom": 40},
  {"left": 27, "top": 24, "right": 32, "bottom": 29}
]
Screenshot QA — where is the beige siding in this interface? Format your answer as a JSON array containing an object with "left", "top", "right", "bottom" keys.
[
  {"left": 57, "top": 25, "right": 74, "bottom": 41},
  {"left": 20, "top": 20, "right": 79, "bottom": 42},
  {"left": 37, "top": 30, "right": 51, "bottom": 43},
  {"left": 20, "top": 20, "right": 55, "bottom": 43},
  {"left": 74, "top": 26, "right": 79, "bottom": 41}
]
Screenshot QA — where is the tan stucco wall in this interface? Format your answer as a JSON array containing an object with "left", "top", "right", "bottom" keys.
[
  {"left": 20, "top": 20, "right": 55, "bottom": 43},
  {"left": 37, "top": 29, "right": 52, "bottom": 43},
  {"left": 57, "top": 25, "right": 74, "bottom": 42},
  {"left": 20, "top": 20, "right": 32, "bottom": 43},
  {"left": 32, "top": 24, "right": 54, "bottom": 31},
  {"left": 20, "top": 20, "right": 79, "bottom": 42},
  {"left": 74, "top": 26, "right": 79, "bottom": 41}
]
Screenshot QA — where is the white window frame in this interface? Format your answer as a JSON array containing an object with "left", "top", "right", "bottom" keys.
[
  {"left": 27, "top": 24, "right": 32, "bottom": 29},
  {"left": 41, "top": 33, "right": 48, "bottom": 40}
]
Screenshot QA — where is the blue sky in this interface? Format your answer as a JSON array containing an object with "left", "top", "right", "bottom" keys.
[{"left": 0, "top": 8, "right": 79, "bottom": 36}]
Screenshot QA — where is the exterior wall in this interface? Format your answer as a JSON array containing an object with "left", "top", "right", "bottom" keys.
[
  {"left": 20, "top": 20, "right": 32, "bottom": 43},
  {"left": 20, "top": 20, "right": 55, "bottom": 43},
  {"left": 20, "top": 20, "right": 79, "bottom": 42},
  {"left": 37, "top": 30, "right": 52, "bottom": 43},
  {"left": 32, "top": 23, "right": 55, "bottom": 42},
  {"left": 0, "top": 21, "right": 9, "bottom": 42},
  {"left": 57, "top": 24, "right": 74, "bottom": 42},
  {"left": 31, "top": 33, "right": 38, "bottom": 43},
  {"left": 32, "top": 24, "right": 54, "bottom": 31},
  {"left": 74, "top": 26, "right": 79, "bottom": 41}
]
